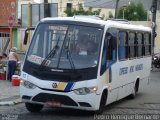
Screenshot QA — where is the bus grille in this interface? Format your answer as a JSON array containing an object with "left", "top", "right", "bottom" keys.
[{"left": 32, "top": 93, "right": 78, "bottom": 106}]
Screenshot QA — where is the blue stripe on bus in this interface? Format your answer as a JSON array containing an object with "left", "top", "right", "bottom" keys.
[
  {"left": 64, "top": 82, "right": 74, "bottom": 91},
  {"left": 109, "top": 67, "right": 112, "bottom": 83}
]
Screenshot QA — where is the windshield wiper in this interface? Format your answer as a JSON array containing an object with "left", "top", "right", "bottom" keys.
[
  {"left": 56, "top": 29, "right": 75, "bottom": 70},
  {"left": 66, "top": 38, "right": 75, "bottom": 69},
  {"left": 39, "top": 37, "right": 60, "bottom": 70}
]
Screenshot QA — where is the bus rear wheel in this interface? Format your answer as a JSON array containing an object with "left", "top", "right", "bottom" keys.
[
  {"left": 128, "top": 81, "right": 139, "bottom": 99},
  {"left": 25, "top": 103, "right": 43, "bottom": 113}
]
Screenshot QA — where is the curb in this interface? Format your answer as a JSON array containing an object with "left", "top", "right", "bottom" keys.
[{"left": 0, "top": 99, "right": 22, "bottom": 106}]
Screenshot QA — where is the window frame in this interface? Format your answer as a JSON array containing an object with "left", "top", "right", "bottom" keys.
[
  {"left": 118, "top": 31, "right": 129, "bottom": 61},
  {"left": 106, "top": 28, "right": 152, "bottom": 63},
  {"left": 143, "top": 32, "right": 152, "bottom": 56},
  {"left": 136, "top": 32, "right": 143, "bottom": 58},
  {"left": 128, "top": 32, "right": 136, "bottom": 59}
]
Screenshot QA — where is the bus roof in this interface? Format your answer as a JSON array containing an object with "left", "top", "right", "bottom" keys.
[{"left": 41, "top": 17, "right": 151, "bottom": 32}]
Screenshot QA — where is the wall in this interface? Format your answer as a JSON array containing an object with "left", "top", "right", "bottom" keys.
[
  {"left": 0, "top": 28, "right": 18, "bottom": 54},
  {"left": 155, "top": 21, "right": 160, "bottom": 53},
  {"left": 0, "top": 0, "right": 17, "bottom": 26},
  {"left": 49, "top": 0, "right": 84, "bottom": 17},
  {"left": 155, "top": 11, "right": 160, "bottom": 54}
]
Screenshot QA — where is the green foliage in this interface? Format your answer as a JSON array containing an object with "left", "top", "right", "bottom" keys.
[
  {"left": 64, "top": 3, "right": 101, "bottom": 17},
  {"left": 117, "top": 2, "right": 147, "bottom": 21}
]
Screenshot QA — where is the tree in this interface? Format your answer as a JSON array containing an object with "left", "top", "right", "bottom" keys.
[
  {"left": 117, "top": 2, "right": 147, "bottom": 21},
  {"left": 64, "top": 4, "right": 101, "bottom": 17}
]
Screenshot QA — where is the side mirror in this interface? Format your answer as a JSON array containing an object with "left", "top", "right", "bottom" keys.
[{"left": 23, "top": 27, "right": 35, "bottom": 45}]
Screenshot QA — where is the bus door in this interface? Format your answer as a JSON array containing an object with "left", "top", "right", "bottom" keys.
[{"left": 100, "top": 29, "right": 117, "bottom": 104}]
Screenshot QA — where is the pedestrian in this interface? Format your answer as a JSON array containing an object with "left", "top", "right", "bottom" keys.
[{"left": 7, "top": 47, "right": 19, "bottom": 81}]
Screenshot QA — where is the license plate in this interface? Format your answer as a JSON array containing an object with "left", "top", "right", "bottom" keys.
[{"left": 46, "top": 101, "right": 61, "bottom": 106}]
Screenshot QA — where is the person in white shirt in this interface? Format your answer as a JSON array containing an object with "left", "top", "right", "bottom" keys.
[{"left": 7, "top": 47, "right": 19, "bottom": 81}]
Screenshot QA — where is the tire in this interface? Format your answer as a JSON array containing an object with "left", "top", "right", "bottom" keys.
[
  {"left": 96, "top": 92, "right": 107, "bottom": 114},
  {"left": 128, "top": 82, "right": 139, "bottom": 99},
  {"left": 129, "top": 86, "right": 136, "bottom": 99},
  {"left": 25, "top": 103, "right": 43, "bottom": 113},
  {"left": 155, "top": 64, "right": 160, "bottom": 68}
]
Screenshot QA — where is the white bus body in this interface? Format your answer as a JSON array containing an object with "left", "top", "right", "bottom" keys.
[{"left": 20, "top": 17, "right": 152, "bottom": 113}]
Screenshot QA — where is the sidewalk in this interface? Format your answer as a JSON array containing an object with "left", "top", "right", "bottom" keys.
[
  {"left": 0, "top": 80, "right": 22, "bottom": 106},
  {"left": 0, "top": 52, "right": 24, "bottom": 106}
]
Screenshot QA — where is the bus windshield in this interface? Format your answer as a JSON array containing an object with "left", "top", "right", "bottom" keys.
[{"left": 26, "top": 23, "right": 103, "bottom": 70}]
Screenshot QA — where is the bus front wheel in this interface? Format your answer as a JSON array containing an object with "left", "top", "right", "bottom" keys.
[
  {"left": 25, "top": 103, "right": 43, "bottom": 112},
  {"left": 96, "top": 91, "right": 107, "bottom": 114}
]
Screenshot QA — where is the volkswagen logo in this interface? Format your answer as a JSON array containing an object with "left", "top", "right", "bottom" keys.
[{"left": 52, "top": 83, "right": 58, "bottom": 88}]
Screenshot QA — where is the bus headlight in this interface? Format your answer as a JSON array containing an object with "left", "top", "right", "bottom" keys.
[
  {"left": 21, "top": 80, "right": 36, "bottom": 89},
  {"left": 73, "top": 86, "right": 98, "bottom": 95}
]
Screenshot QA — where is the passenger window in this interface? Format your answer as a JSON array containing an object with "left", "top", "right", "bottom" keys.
[
  {"left": 137, "top": 33, "right": 143, "bottom": 57},
  {"left": 144, "top": 33, "right": 151, "bottom": 56},
  {"left": 128, "top": 32, "right": 136, "bottom": 58},
  {"left": 118, "top": 31, "right": 128, "bottom": 60},
  {"left": 107, "top": 28, "right": 118, "bottom": 61}
]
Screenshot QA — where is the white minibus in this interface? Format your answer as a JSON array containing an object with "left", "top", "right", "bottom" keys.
[{"left": 20, "top": 16, "right": 152, "bottom": 113}]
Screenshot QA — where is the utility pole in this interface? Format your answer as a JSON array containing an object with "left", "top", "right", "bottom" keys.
[
  {"left": 115, "top": 0, "right": 120, "bottom": 19},
  {"left": 151, "top": 0, "right": 158, "bottom": 51},
  {"left": 28, "top": 2, "right": 31, "bottom": 43}
]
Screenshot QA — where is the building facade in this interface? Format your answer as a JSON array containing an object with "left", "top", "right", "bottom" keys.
[
  {"left": 0, "top": 0, "right": 19, "bottom": 53},
  {"left": 0, "top": 0, "right": 159, "bottom": 55},
  {"left": 48, "top": 0, "right": 84, "bottom": 17}
]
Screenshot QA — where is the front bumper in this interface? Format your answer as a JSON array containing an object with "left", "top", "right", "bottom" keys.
[{"left": 20, "top": 85, "right": 100, "bottom": 111}]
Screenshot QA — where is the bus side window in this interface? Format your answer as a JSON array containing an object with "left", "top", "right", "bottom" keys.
[
  {"left": 128, "top": 32, "right": 136, "bottom": 58},
  {"left": 125, "top": 33, "right": 129, "bottom": 59},
  {"left": 100, "top": 32, "right": 116, "bottom": 75},
  {"left": 143, "top": 33, "right": 151, "bottom": 56},
  {"left": 105, "top": 32, "right": 117, "bottom": 62},
  {"left": 137, "top": 33, "right": 143, "bottom": 57},
  {"left": 100, "top": 42, "right": 107, "bottom": 75},
  {"left": 118, "top": 31, "right": 127, "bottom": 60}
]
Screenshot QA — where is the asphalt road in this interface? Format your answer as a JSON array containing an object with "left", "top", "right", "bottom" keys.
[{"left": 0, "top": 70, "right": 160, "bottom": 120}]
